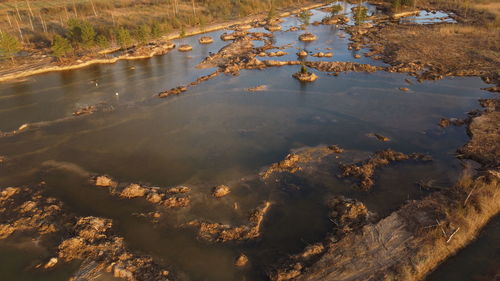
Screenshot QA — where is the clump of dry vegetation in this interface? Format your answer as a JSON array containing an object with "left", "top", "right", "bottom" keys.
[
  {"left": 261, "top": 145, "right": 344, "bottom": 180},
  {"left": 364, "top": 0, "right": 500, "bottom": 82},
  {"left": 339, "top": 149, "right": 432, "bottom": 190},
  {"left": 93, "top": 175, "right": 192, "bottom": 209},
  {"left": 186, "top": 201, "right": 271, "bottom": 242}
]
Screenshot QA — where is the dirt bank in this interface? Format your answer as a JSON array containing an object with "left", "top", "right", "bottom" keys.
[{"left": 460, "top": 99, "right": 500, "bottom": 166}]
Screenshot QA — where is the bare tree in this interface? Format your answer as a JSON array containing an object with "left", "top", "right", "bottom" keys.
[{"left": 89, "top": 0, "right": 98, "bottom": 16}]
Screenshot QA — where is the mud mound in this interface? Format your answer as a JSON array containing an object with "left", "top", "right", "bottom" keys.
[
  {"left": 93, "top": 175, "right": 191, "bottom": 209},
  {"left": 0, "top": 186, "right": 66, "bottom": 239},
  {"left": 186, "top": 201, "right": 271, "bottom": 242},
  {"left": 198, "top": 37, "right": 255, "bottom": 69},
  {"left": 58, "top": 216, "right": 170, "bottom": 281},
  {"left": 340, "top": 149, "right": 432, "bottom": 190},
  {"left": 261, "top": 145, "right": 343, "bottom": 180}
]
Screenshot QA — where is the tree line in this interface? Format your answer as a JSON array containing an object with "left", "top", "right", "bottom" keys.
[{"left": 0, "top": 0, "right": 315, "bottom": 62}]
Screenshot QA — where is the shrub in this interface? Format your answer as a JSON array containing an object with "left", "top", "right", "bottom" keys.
[
  {"left": 96, "top": 34, "right": 109, "bottom": 48},
  {"left": 52, "top": 35, "right": 73, "bottom": 60},
  {"left": 330, "top": 4, "right": 343, "bottom": 16},
  {"left": 136, "top": 24, "right": 151, "bottom": 45},
  {"left": 116, "top": 27, "right": 132, "bottom": 49},
  {"left": 298, "top": 10, "right": 311, "bottom": 28},
  {"left": 151, "top": 22, "right": 162, "bottom": 39},
  {"left": 67, "top": 19, "right": 96, "bottom": 48},
  {"left": 0, "top": 33, "right": 21, "bottom": 62}
]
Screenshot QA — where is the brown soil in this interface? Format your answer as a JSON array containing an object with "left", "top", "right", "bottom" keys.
[
  {"left": 340, "top": 149, "right": 432, "bottom": 190},
  {"left": 185, "top": 201, "right": 271, "bottom": 242}
]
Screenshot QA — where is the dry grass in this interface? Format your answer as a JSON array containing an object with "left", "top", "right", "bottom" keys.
[
  {"left": 394, "top": 170, "right": 500, "bottom": 281},
  {"left": 370, "top": 21, "right": 500, "bottom": 79}
]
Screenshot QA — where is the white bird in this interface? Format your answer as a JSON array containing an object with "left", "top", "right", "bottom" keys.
[
  {"left": 115, "top": 92, "right": 119, "bottom": 96},
  {"left": 95, "top": 82, "right": 98, "bottom": 87}
]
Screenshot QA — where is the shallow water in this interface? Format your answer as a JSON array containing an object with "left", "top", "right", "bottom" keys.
[
  {"left": 400, "top": 10, "right": 456, "bottom": 24},
  {"left": 0, "top": 2, "right": 496, "bottom": 281}
]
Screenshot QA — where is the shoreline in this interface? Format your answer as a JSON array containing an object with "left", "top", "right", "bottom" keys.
[{"left": 0, "top": 1, "right": 325, "bottom": 83}]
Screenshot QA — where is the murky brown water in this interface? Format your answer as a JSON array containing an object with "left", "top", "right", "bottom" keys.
[{"left": 0, "top": 2, "right": 497, "bottom": 281}]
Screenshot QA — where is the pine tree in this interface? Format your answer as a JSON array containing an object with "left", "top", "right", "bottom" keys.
[
  {"left": 136, "top": 24, "right": 151, "bottom": 45},
  {"left": 298, "top": 10, "right": 311, "bottom": 29},
  {"left": 67, "top": 19, "right": 96, "bottom": 48},
  {"left": 267, "top": 1, "right": 276, "bottom": 20},
  {"left": 179, "top": 25, "right": 186, "bottom": 38},
  {"left": 52, "top": 35, "right": 73, "bottom": 60},
  {"left": 0, "top": 32, "right": 21, "bottom": 62},
  {"left": 67, "top": 18, "right": 82, "bottom": 44},
  {"left": 151, "top": 22, "right": 162, "bottom": 39},
  {"left": 96, "top": 34, "right": 109, "bottom": 48},
  {"left": 116, "top": 27, "right": 132, "bottom": 49},
  {"left": 80, "top": 21, "right": 96, "bottom": 48},
  {"left": 330, "top": 4, "right": 343, "bottom": 16}
]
